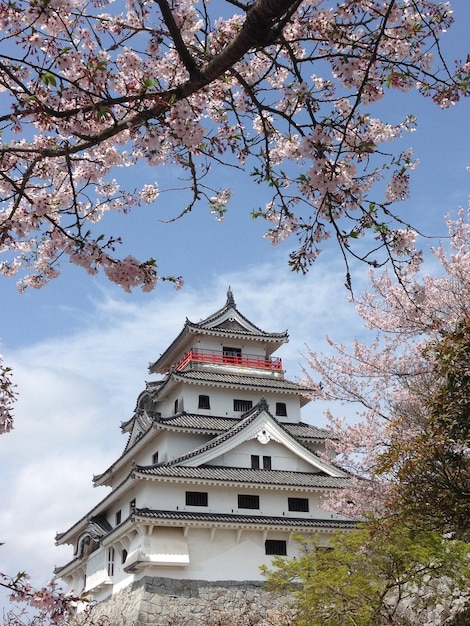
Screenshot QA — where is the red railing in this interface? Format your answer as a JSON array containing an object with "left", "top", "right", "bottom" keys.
[{"left": 176, "top": 349, "right": 282, "bottom": 371}]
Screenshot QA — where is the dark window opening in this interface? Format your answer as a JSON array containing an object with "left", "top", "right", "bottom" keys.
[
  {"left": 186, "top": 491, "right": 208, "bottom": 507},
  {"left": 121, "top": 549, "right": 128, "bottom": 565},
  {"left": 107, "top": 547, "right": 115, "bottom": 576},
  {"left": 265, "top": 540, "right": 287, "bottom": 556},
  {"left": 174, "top": 398, "right": 179, "bottom": 413},
  {"left": 115, "top": 510, "right": 122, "bottom": 526},
  {"left": 238, "top": 494, "right": 259, "bottom": 509},
  {"left": 198, "top": 394, "right": 210, "bottom": 410},
  {"left": 263, "top": 455, "right": 272, "bottom": 470},
  {"left": 223, "top": 346, "right": 242, "bottom": 363},
  {"left": 152, "top": 451, "right": 159, "bottom": 464},
  {"left": 251, "top": 455, "right": 260, "bottom": 469},
  {"left": 234, "top": 399, "right": 253, "bottom": 412},
  {"left": 275, "top": 402, "right": 287, "bottom": 417},
  {"left": 288, "top": 497, "right": 309, "bottom": 512}
]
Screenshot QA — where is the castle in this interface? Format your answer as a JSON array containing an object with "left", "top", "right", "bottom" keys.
[{"left": 55, "top": 290, "right": 353, "bottom": 621}]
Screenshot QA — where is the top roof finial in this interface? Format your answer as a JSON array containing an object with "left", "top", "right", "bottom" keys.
[{"left": 226, "top": 286, "right": 236, "bottom": 308}]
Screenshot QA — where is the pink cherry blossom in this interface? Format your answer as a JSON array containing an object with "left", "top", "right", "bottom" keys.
[
  {"left": 0, "top": 0, "right": 467, "bottom": 291},
  {"left": 302, "top": 202, "right": 470, "bottom": 517},
  {"left": 2, "top": 572, "right": 86, "bottom": 624},
  {"left": 0, "top": 355, "right": 15, "bottom": 434}
]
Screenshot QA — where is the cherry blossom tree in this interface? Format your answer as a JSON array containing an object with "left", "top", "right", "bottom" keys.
[
  {"left": 0, "top": 1, "right": 469, "bottom": 617},
  {"left": 1, "top": 572, "right": 86, "bottom": 625},
  {"left": 378, "top": 318, "right": 470, "bottom": 538},
  {"left": 0, "top": 353, "right": 15, "bottom": 433},
  {"left": 302, "top": 204, "right": 470, "bottom": 534},
  {"left": 0, "top": 0, "right": 468, "bottom": 294}
]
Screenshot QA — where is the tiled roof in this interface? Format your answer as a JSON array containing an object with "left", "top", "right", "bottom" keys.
[
  {"left": 157, "top": 413, "right": 241, "bottom": 431},
  {"left": 172, "top": 370, "right": 313, "bottom": 393},
  {"left": 284, "top": 422, "right": 332, "bottom": 439},
  {"left": 153, "top": 413, "right": 331, "bottom": 440},
  {"left": 87, "top": 515, "right": 113, "bottom": 540},
  {"left": 94, "top": 410, "right": 333, "bottom": 487},
  {"left": 134, "top": 464, "right": 350, "bottom": 489},
  {"left": 96, "top": 404, "right": 265, "bottom": 486},
  {"left": 188, "top": 289, "right": 287, "bottom": 340},
  {"left": 135, "top": 507, "right": 356, "bottom": 530},
  {"left": 189, "top": 322, "right": 287, "bottom": 341}
]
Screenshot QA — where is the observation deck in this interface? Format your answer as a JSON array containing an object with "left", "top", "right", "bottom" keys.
[{"left": 175, "top": 349, "right": 283, "bottom": 372}]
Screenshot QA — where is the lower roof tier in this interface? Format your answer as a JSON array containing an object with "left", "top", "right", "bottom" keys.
[
  {"left": 133, "top": 465, "right": 350, "bottom": 489},
  {"left": 134, "top": 507, "right": 357, "bottom": 530}
]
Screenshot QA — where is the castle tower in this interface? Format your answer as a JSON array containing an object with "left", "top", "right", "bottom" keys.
[{"left": 55, "top": 290, "right": 353, "bottom": 615}]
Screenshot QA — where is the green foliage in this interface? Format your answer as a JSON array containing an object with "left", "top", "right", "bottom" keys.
[
  {"left": 378, "top": 320, "right": 470, "bottom": 539},
  {"left": 262, "top": 522, "right": 470, "bottom": 626}
]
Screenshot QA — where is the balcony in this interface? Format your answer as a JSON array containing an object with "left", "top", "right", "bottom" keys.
[{"left": 175, "top": 349, "right": 282, "bottom": 372}]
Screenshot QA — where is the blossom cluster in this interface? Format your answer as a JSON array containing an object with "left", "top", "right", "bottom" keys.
[
  {"left": 0, "top": 0, "right": 467, "bottom": 290},
  {"left": 302, "top": 203, "right": 470, "bottom": 517},
  {"left": 0, "top": 356, "right": 15, "bottom": 434},
  {"left": 2, "top": 572, "right": 86, "bottom": 624}
]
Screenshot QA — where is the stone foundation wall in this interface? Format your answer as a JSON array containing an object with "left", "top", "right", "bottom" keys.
[{"left": 73, "top": 577, "right": 296, "bottom": 626}]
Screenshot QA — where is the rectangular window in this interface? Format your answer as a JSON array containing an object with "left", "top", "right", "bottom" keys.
[
  {"left": 263, "top": 455, "right": 272, "bottom": 470},
  {"left": 275, "top": 402, "right": 287, "bottom": 417},
  {"left": 234, "top": 399, "right": 253, "bottom": 412},
  {"left": 152, "top": 451, "right": 159, "bottom": 464},
  {"left": 107, "top": 547, "right": 115, "bottom": 576},
  {"left": 185, "top": 491, "right": 208, "bottom": 507},
  {"left": 198, "top": 394, "right": 210, "bottom": 410},
  {"left": 238, "top": 494, "right": 259, "bottom": 509},
  {"left": 223, "top": 346, "right": 242, "bottom": 363},
  {"left": 174, "top": 398, "right": 179, "bottom": 413},
  {"left": 288, "top": 497, "right": 309, "bottom": 512},
  {"left": 251, "top": 455, "right": 260, "bottom": 469},
  {"left": 265, "top": 540, "right": 287, "bottom": 556},
  {"left": 115, "top": 510, "right": 122, "bottom": 526}
]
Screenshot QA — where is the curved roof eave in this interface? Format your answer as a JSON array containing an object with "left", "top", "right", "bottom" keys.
[
  {"left": 134, "top": 508, "right": 357, "bottom": 532},
  {"left": 147, "top": 370, "right": 315, "bottom": 406},
  {"left": 133, "top": 465, "right": 352, "bottom": 490}
]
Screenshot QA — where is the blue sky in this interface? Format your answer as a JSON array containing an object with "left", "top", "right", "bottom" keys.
[{"left": 0, "top": 1, "right": 469, "bottom": 605}]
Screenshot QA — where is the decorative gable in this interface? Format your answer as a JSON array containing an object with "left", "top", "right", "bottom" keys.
[
  {"left": 168, "top": 400, "right": 346, "bottom": 477},
  {"left": 212, "top": 317, "right": 249, "bottom": 332}
]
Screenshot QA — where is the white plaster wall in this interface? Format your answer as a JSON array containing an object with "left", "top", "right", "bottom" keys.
[
  {"left": 163, "top": 431, "right": 212, "bottom": 462},
  {"left": 153, "top": 384, "right": 301, "bottom": 422},
  {"left": 190, "top": 337, "right": 269, "bottom": 359},
  {"left": 137, "top": 481, "right": 336, "bottom": 520},
  {"left": 212, "top": 439, "right": 321, "bottom": 472},
  {"left": 121, "top": 527, "right": 312, "bottom": 582},
  {"left": 133, "top": 430, "right": 210, "bottom": 464},
  {"left": 109, "top": 487, "right": 139, "bottom": 523}
]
